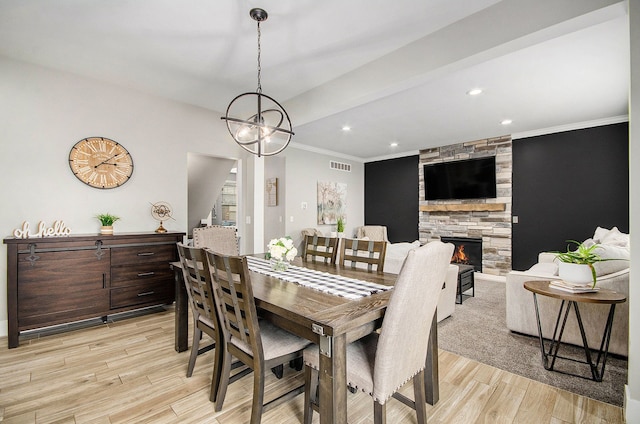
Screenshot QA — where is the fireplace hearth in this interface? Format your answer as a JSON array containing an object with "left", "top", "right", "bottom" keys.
[{"left": 441, "top": 236, "right": 482, "bottom": 272}]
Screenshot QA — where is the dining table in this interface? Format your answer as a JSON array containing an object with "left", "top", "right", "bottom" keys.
[{"left": 171, "top": 255, "right": 440, "bottom": 424}]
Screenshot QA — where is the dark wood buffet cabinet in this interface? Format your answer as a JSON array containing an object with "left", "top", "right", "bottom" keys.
[{"left": 4, "top": 231, "right": 184, "bottom": 348}]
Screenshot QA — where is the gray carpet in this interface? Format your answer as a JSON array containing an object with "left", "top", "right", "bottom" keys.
[{"left": 437, "top": 277, "right": 627, "bottom": 406}]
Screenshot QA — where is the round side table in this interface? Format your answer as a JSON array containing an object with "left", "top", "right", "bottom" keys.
[{"left": 523, "top": 280, "right": 626, "bottom": 382}]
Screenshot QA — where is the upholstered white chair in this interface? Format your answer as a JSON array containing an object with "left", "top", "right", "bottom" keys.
[
  {"left": 193, "top": 225, "right": 239, "bottom": 255},
  {"left": 354, "top": 225, "right": 389, "bottom": 242},
  {"left": 300, "top": 228, "right": 323, "bottom": 238},
  {"left": 303, "top": 240, "right": 454, "bottom": 424}
]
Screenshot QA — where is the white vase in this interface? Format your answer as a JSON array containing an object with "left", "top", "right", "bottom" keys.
[
  {"left": 100, "top": 225, "right": 113, "bottom": 235},
  {"left": 337, "top": 232, "right": 344, "bottom": 238},
  {"left": 271, "top": 258, "right": 289, "bottom": 272},
  {"left": 558, "top": 262, "right": 593, "bottom": 285}
]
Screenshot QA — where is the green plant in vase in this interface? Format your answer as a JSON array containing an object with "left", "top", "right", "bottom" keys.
[
  {"left": 96, "top": 213, "right": 120, "bottom": 235},
  {"left": 336, "top": 217, "right": 345, "bottom": 236},
  {"left": 554, "top": 240, "right": 624, "bottom": 288}
]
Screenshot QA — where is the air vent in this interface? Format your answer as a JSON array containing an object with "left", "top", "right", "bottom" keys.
[{"left": 330, "top": 161, "right": 351, "bottom": 172}]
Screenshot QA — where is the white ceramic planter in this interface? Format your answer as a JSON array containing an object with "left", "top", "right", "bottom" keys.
[{"left": 558, "top": 261, "right": 593, "bottom": 284}]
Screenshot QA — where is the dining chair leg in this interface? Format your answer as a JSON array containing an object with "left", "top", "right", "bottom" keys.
[
  {"left": 187, "top": 326, "right": 202, "bottom": 377},
  {"left": 214, "top": 347, "right": 233, "bottom": 411},
  {"left": 209, "top": 335, "right": 224, "bottom": 402},
  {"left": 374, "top": 400, "right": 387, "bottom": 424},
  {"left": 250, "top": 363, "right": 266, "bottom": 424},
  {"left": 303, "top": 365, "right": 318, "bottom": 424},
  {"left": 271, "top": 364, "right": 284, "bottom": 379},
  {"left": 290, "top": 357, "right": 303, "bottom": 371},
  {"left": 413, "top": 370, "right": 428, "bottom": 424}
]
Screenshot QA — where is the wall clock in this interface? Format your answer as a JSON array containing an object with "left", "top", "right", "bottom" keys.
[{"left": 69, "top": 137, "right": 134, "bottom": 189}]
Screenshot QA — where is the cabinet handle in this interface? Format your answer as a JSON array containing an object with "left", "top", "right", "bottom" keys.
[
  {"left": 137, "top": 291, "right": 155, "bottom": 297},
  {"left": 137, "top": 252, "right": 155, "bottom": 256},
  {"left": 137, "top": 272, "right": 155, "bottom": 277}
]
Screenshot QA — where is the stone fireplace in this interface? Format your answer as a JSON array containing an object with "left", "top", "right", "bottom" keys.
[
  {"left": 418, "top": 136, "right": 513, "bottom": 276},
  {"left": 441, "top": 236, "right": 483, "bottom": 272}
]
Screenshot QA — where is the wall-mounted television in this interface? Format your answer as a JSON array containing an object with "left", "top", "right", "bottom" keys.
[{"left": 424, "top": 156, "right": 497, "bottom": 201}]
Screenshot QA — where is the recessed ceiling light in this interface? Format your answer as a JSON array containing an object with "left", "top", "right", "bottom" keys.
[
  {"left": 342, "top": 126, "right": 351, "bottom": 131},
  {"left": 467, "top": 88, "right": 483, "bottom": 96},
  {"left": 390, "top": 142, "right": 398, "bottom": 148},
  {"left": 501, "top": 119, "right": 513, "bottom": 125}
]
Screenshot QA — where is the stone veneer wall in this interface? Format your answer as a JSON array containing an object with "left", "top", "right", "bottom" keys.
[{"left": 419, "top": 136, "right": 512, "bottom": 276}]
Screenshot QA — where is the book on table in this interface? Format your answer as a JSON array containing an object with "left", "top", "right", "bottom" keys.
[{"left": 549, "top": 280, "right": 600, "bottom": 293}]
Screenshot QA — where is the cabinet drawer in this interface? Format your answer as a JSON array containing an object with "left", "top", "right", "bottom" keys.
[
  {"left": 110, "top": 280, "right": 173, "bottom": 309},
  {"left": 111, "top": 265, "right": 173, "bottom": 288},
  {"left": 110, "top": 244, "right": 176, "bottom": 266}
]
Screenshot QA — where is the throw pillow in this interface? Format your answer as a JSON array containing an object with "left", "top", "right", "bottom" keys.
[
  {"left": 593, "top": 244, "right": 630, "bottom": 276},
  {"left": 593, "top": 226, "right": 611, "bottom": 243},
  {"left": 600, "top": 226, "right": 629, "bottom": 248}
]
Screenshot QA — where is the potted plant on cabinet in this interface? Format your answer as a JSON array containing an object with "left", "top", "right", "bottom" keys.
[{"left": 96, "top": 213, "right": 120, "bottom": 235}]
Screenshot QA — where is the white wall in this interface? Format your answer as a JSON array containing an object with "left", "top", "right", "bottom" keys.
[
  {"left": 0, "top": 57, "right": 366, "bottom": 336},
  {"left": 0, "top": 57, "right": 244, "bottom": 334},
  {"left": 264, "top": 155, "right": 286, "bottom": 247},
  {"left": 284, "top": 147, "right": 364, "bottom": 249},
  {"left": 626, "top": 0, "right": 639, "bottom": 420}
]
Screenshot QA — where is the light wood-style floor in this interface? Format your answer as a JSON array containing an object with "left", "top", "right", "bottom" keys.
[{"left": 0, "top": 307, "right": 623, "bottom": 423}]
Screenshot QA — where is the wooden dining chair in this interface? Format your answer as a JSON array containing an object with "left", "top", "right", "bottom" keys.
[
  {"left": 340, "top": 238, "right": 387, "bottom": 272},
  {"left": 176, "top": 243, "right": 224, "bottom": 402},
  {"left": 193, "top": 225, "right": 239, "bottom": 255},
  {"left": 303, "top": 240, "right": 454, "bottom": 424},
  {"left": 301, "top": 234, "right": 339, "bottom": 265},
  {"left": 205, "top": 251, "right": 311, "bottom": 424}
]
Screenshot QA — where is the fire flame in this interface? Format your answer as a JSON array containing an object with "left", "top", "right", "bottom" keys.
[{"left": 451, "top": 245, "right": 470, "bottom": 264}]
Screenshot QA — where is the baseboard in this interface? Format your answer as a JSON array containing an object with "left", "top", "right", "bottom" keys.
[
  {"left": 0, "top": 319, "right": 7, "bottom": 338},
  {"left": 625, "top": 385, "right": 640, "bottom": 422}
]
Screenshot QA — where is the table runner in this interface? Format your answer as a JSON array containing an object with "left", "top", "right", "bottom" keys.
[{"left": 246, "top": 256, "right": 391, "bottom": 299}]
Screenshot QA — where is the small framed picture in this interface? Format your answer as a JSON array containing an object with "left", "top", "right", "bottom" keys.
[{"left": 266, "top": 177, "right": 278, "bottom": 206}]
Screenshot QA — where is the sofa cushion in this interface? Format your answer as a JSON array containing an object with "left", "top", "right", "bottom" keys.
[{"left": 528, "top": 262, "right": 558, "bottom": 276}]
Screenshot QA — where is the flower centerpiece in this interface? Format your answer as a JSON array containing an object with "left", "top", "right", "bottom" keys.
[{"left": 267, "top": 236, "right": 297, "bottom": 271}]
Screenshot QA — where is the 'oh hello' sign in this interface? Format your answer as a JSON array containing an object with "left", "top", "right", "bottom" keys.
[{"left": 13, "top": 221, "right": 71, "bottom": 239}]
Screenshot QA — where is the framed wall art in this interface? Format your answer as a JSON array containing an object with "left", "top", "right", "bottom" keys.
[
  {"left": 266, "top": 177, "right": 278, "bottom": 206},
  {"left": 317, "top": 181, "right": 346, "bottom": 224}
]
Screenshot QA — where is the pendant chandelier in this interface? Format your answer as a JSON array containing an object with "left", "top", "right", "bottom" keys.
[{"left": 221, "top": 8, "right": 294, "bottom": 157}]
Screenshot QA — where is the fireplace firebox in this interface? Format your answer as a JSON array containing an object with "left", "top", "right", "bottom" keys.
[{"left": 440, "top": 236, "right": 482, "bottom": 272}]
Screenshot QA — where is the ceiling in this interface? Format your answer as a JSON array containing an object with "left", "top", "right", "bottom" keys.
[{"left": 0, "top": 0, "right": 629, "bottom": 161}]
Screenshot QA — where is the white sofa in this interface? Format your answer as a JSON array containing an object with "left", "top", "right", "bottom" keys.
[{"left": 505, "top": 227, "right": 630, "bottom": 356}]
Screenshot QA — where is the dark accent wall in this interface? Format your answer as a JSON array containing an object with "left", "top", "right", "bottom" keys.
[
  {"left": 364, "top": 155, "right": 419, "bottom": 242},
  {"left": 512, "top": 122, "right": 629, "bottom": 270}
]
